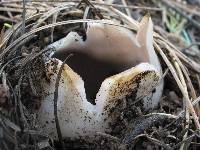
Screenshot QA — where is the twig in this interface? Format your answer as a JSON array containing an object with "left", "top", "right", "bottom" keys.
[
  {"left": 192, "top": 96, "right": 200, "bottom": 106},
  {"left": 196, "top": 74, "right": 200, "bottom": 90},
  {"left": 81, "top": 0, "right": 103, "bottom": 19},
  {"left": 92, "top": 0, "right": 161, "bottom": 11},
  {"left": 22, "top": 0, "right": 26, "bottom": 35},
  {"left": 0, "top": 0, "right": 22, "bottom": 4},
  {"left": 50, "top": 12, "right": 58, "bottom": 43},
  {"left": 0, "top": 7, "right": 23, "bottom": 12},
  {"left": 121, "top": 0, "right": 131, "bottom": 17},
  {"left": 180, "top": 108, "right": 189, "bottom": 149},
  {"left": 7, "top": 79, "right": 19, "bottom": 125},
  {"left": 0, "top": 13, "right": 42, "bottom": 50},
  {"left": 2, "top": 3, "right": 38, "bottom": 10},
  {"left": 0, "top": 56, "right": 22, "bottom": 76},
  {"left": 97, "top": 1, "right": 138, "bottom": 30},
  {"left": 16, "top": 76, "right": 28, "bottom": 129},
  {"left": 171, "top": 61, "right": 190, "bottom": 150},
  {"left": 53, "top": 61, "right": 65, "bottom": 150},
  {"left": 33, "top": 4, "right": 74, "bottom": 28},
  {"left": 0, "top": 19, "right": 131, "bottom": 60},
  {"left": 0, "top": 0, "right": 162, "bottom": 11},
  {"left": 0, "top": 15, "right": 18, "bottom": 23},
  {"left": 145, "top": 135, "right": 172, "bottom": 150},
  {"left": 82, "top": 6, "right": 90, "bottom": 32},
  {"left": 157, "top": 35, "right": 200, "bottom": 73},
  {"left": 124, "top": 134, "right": 173, "bottom": 150},
  {"left": 53, "top": 54, "right": 73, "bottom": 150},
  {"left": 173, "top": 134, "right": 196, "bottom": 149},
  {"left": 156, "top": 33, "right": 200, "bottom": 116},
  {"left": 176, "top": 95, "right": 200, "bottom": 121},
  {"left": 160, "top": 40, "right": 200, "bottom": 116},
  {"left": 5, "top": 6, "right": 14, "bottom": 19}
]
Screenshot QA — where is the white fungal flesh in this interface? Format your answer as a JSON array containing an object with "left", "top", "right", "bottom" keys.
[
  {"left": 39, "top": 60, "right": 160, "bottom": 139},
  {"left": 38, "top": 15, "right": 164, "bottom": 139}
]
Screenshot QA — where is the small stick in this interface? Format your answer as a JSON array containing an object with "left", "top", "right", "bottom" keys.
[
  {"left": 53, "top": 54, "right": 73, "bottom": 150},
  {"left": 121, "top": 0, "right": 132, "bottom": 17},
  {"left": 0, "top": 7, "right": 23, "bottom": 12},
  {"left": 86, "top": 0, "right": 104, "bottom": 19},
  {"left": 0, "top": 1, "right": 162, "bottom": 11},
  {"left": 0, "top": 19, "right": 129, "bottom": 60},
  {"left": 196, "top": 74, "right": 200, "bottom": 90},
  {"left": 156, "top": 34, "right": 200, "bottom": 73},
  {"left": 0, "top": 15, "right": 18, "bottom": 23},
  {"left": 22, "top": 0, "right": 26, "bottom": 34},
  {"left": 192, "top": 96, "right": 200, "bottom": 106}
]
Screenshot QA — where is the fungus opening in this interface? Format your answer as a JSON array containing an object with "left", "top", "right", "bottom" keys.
[
  {"left": 49, "top": 17, "right": 155, "bottom": 103},
  {"left": 52, "top": 51, "right": 142, "bottom": 103}
]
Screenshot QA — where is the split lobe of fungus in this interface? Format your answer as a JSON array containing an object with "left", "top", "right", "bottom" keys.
[{"left": 38, "top": 15, "right": 163, "bottom": 139}]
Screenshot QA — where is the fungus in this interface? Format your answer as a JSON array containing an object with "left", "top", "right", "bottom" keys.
[{"left": 38, "top": 15, "right": 163, "bottom": 139}]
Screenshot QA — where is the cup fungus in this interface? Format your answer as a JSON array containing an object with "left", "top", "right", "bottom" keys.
[{"left": 38, "top": 15, "right": 163, "bottom": 139}]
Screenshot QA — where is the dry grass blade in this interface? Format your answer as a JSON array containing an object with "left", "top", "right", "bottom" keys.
[
  {"left": 154, "top": 42, "right": 200, "bottom": 129},
  {"left": 156, "top": 34, "right": 200, "bottom": 73},
  {"left": 121, "top": 0, "right": 131, "bottom": 17},
  {"left": 0, "top": 13, "right": 42, "bottom": 50},
  {"left": 0, "top": 0, "right": 162, "bottom": 11},
  {"left": 0, "top": 19, "right": 131, "bottom": 60},
  {"left": 0, "top": 7, "right": 23, "bottom": 13},
  {"left": 53, "top": 56, "right": 72, "bottom": 150}
]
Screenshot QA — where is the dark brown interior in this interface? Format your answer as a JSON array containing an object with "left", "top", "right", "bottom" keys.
[{"left": 53, "top": 52, "right": 122, "bottom": 103}]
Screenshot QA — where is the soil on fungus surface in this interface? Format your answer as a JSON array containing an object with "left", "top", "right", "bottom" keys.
[{"left": 0, "top": 0, "right": 200, "bottom": 150}]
